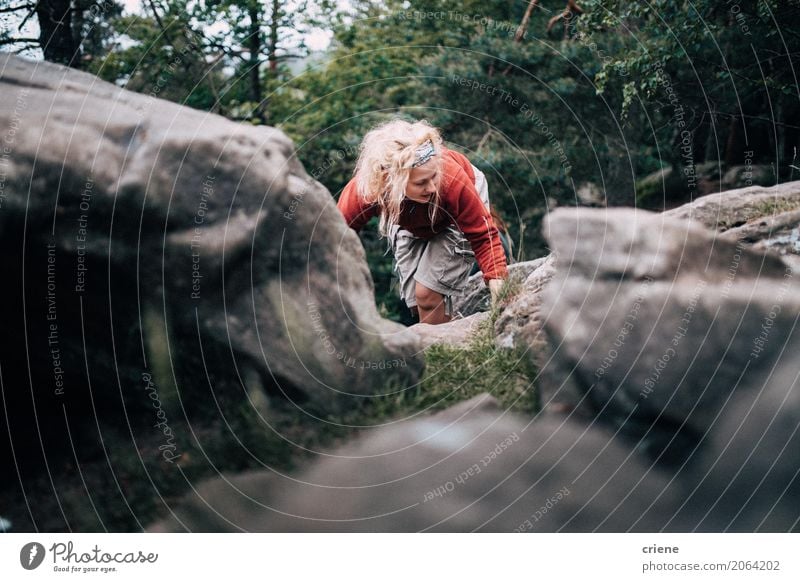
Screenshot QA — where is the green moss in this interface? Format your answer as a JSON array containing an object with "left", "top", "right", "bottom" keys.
[
  {"left": 753, "top": 198, "right": 800, "bottom": 218},
  {"left": 716, "top": 197, "right": 800, "bottom": 231}
]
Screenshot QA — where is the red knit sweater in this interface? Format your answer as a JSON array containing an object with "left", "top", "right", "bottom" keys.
[{"left": 337, "top": 148, "right": 508, "bottom": 282}]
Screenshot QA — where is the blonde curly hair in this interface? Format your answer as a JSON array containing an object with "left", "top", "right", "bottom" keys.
[{"left": 354, "top": 119, "right": 444, "bottom": 236}]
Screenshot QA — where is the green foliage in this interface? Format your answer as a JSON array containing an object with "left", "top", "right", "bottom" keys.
[
  {"left": 75, "top": 0, "right": 125, "bottom": 63},
  {"left": 90, "top": 8, "right": 223, "bottom": 111},
  {"left": 581, "top": 0, "right": 800, "bottom": 170},
  {"left": 24, "top": 0, "right": 797, "bottom": 312}
]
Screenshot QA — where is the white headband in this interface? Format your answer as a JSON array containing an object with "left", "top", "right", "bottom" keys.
[{"left": 411, "top": 140, "right": 436, "bottom": 167}]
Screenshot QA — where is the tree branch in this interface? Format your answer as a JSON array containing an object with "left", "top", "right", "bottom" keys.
[
  {"left": 206, "top": 40, "right": 244, "bottom": 58},
  {"left": 18, "top": 3, "right": 36, "bottom": 30},
  {"left": 476, "top": 126, "right": 494, "bottom": 154},
  {"left": 514, "top": 0, "right": 540, "bottom": 43},
  {"left": 547, "top": 1, "right": 583, "bottom": 34},
  {"left": 12, "top": 44, "right": 39, "bottom": 55},
  {"left": 0, "top": 36, "right": 40, "bottom": 45},
  {"left": 0, "top": 3, "right": 34, "bottom": 13},
  {"left": 146, "top": 0, "right": 165, "bottom": 30}
]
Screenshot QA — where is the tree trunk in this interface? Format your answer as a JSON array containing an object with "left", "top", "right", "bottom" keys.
[
  {"left": 782, "top": 100, "right": 800, "bottom": 176},
  {"left": 36, "top": 0, "right": 80, "bottom": 66},
  {"left": 268, "top": 0, "right": 280, "bottom": 72},
  {"left": 703, "top": 112, "right": 718, "bottom": 164},
  {"left": 258, "top": 0, "right": 282, "bottom": 123},
  {"left": 693, "top": 112, "right": 709, "bottom": 164},
  {"left": 724, "top": 115, "right": 744, "bottom": 166},
  {"left": 71, "top": 0, "right": 84, "bottom": 62},
  {"left": 247, "top": 3, "right": 264, "bottom": 123}
]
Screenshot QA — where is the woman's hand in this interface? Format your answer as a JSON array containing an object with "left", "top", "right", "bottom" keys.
[{"left": 488, "top": 279, "right": 505, "bottom": 307}]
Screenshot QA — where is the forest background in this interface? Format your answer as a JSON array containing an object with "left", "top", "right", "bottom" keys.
[{"left": 3, "top": 0, "right": 798, "bottom": 320}]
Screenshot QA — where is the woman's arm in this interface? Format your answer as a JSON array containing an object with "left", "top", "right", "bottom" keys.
[
  {"left": 337, "top": 179, "right": 378, "bottom": 232},
  {"left": 446, "top": 171, "right": 509, "bottom": 283}
]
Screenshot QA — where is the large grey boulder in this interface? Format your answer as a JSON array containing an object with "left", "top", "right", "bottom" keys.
[
  {"left": 150, "top": 347, "right": 800, "bottom": 532},
  {"left": 492, "top": 255, "right": 580, "bottom": 411},
  {"left": 538, "top": 207, "right": 799, "bottom": 457},
  {"left": 150, "top": 394, "right": 678, "bottom": 532},
  {"left": 494, "top": 256, "right": 556, "bottom": 352},
  {"left": 409, "top": 312, "right": 490, "bottom": 349},
  {"left": 664, "top": 181, "right": 800, "bottom": 233},
  {"left": 0, "top": 55, "right": 421, "bottom": 507},
  {"left": 670, "top": 348, "right": 800, "bottom": 531},
  {"left": 453, "top": 258, "right": 548, "bottom": 317},
  {"left": 636, "top": 163, "right": 777, "bottom": 208},
  {"left": 721, "top": 208, "right": 800, "bottom": 271}
]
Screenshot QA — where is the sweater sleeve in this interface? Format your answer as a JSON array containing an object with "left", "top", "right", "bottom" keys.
[
  {"left": 448, "top": 172, "right": 509, "bottom": 282},
  {"left": 337, "top": 178, "right": 378, "bottom": 232}
]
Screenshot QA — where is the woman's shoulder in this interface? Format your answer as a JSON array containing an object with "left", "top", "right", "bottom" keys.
[
  {"left": 440, "top": 147, "right": 475, "bottom": 192},
  {"left": 441, "top": 147, "right": 473, "bottom": 172}
]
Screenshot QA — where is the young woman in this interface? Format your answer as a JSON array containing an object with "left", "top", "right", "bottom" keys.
[{"left": 337, "top": 119, "right": 508, "bottom": 325}]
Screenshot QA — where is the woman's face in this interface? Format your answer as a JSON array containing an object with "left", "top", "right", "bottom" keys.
[{"left": 404, "top": 163, "right": 439, "bottom": 203}]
